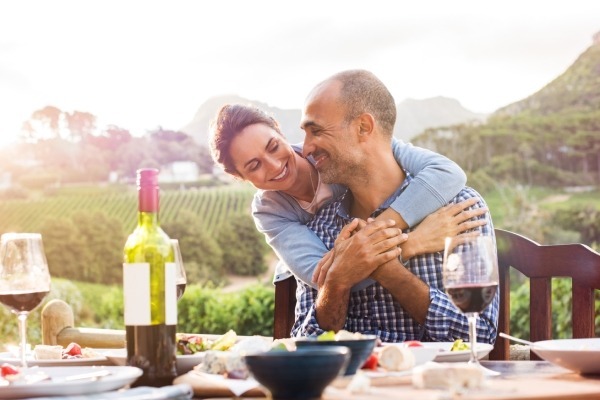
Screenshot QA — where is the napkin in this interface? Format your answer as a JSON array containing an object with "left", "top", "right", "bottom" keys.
[
  {"left": 173, "top": 370, "right": 265, "bottom": 398},
  {"left": 194, "top": 371, "right": 259, "bottom": 397},
  {"left": 24, "top": 383, "right": 194, "bottom": 400}
]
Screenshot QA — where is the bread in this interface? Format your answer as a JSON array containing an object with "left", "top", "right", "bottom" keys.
[
  {"left": 412, "top": 362, "right": 484, "bottom": 390},
  {"left": 33, "top": 345, "right": 63, "bottom": 360}
]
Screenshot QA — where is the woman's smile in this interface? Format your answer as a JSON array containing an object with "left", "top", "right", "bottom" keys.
[{"left": 270, "top": 163, "right": 289, "bottom": 182}]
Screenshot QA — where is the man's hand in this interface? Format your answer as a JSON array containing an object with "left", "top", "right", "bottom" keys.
[{"left": 315, "top": 218, "right": 407, "bottom": 289}]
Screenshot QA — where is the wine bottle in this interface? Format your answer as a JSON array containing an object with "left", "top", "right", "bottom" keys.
[{"left": 123, "top": 168, "right": 177, "bottom": 386}]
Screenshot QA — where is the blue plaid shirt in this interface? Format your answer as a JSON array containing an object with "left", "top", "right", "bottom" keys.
[{"left": 291, "top": 176, "right": 499, "bottom": 344}]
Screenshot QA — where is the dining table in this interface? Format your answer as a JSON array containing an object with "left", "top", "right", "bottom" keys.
[{"left": 178, "top": 360, "right": 600, "bottom": 400}]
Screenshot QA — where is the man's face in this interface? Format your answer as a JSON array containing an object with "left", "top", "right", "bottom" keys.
[{"left": 300, "top": 81, "right": 361, "bottom": 185}]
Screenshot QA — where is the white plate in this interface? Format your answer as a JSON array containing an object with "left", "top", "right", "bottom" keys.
[
  {"left": 531, "top": 338, "right": 600, "bottom": 374},
  {"left": 419, "top": 342, "right": 493, "bottom": 362},
  {"left": 105, "top": 349, "right": 205, "bottom": 375},
  {"left": 0, "top": 366, "right": 141, "bottom": 399},
  {"left": 0, "top": 351, "right": 111, "bottom": 367}
]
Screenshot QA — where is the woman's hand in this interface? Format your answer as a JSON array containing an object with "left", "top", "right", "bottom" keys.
[{"left": 401, "top": 197, "right": 488, "bottom": 260}]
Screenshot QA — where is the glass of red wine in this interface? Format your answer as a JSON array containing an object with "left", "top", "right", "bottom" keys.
[
  {"left": 171, "top": 239, "right": 187, "bottom": 301},
  {"left": 0, "top": 233, "right": 51, "bottom": 368},
  {"left": 443, "top": 235, "right": 498, "bottom": 372}
]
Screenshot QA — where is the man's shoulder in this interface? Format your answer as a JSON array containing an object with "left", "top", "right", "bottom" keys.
[{"left": 454, "top": 186, "right": 487, "bottom": 203}]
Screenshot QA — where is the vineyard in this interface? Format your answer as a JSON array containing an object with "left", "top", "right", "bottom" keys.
[{"left": 0, "top": 183, "right": 257, "bottom": 235}]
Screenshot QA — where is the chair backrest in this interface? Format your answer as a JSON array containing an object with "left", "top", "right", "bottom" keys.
[
  {"left": 273, "top": 277, "right": 297, "bottom": 339},
  {"left": 489, "top": 228, "right": 600, "bottom": 360}
]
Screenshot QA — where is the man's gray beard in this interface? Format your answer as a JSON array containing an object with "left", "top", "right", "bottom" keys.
[{"left": 320, "top": 163, "right": 363, "bottom": 187}]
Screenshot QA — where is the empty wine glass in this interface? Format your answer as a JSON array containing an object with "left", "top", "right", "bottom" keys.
[
  {"left": 443, "top": 235, "right": 499, "bottom": 374},
  {"left": 0, "top": 233, "right": 51, "bottom": 368},
  {"left": 171, "top": 239, "right": 187, "bottom": 300}
]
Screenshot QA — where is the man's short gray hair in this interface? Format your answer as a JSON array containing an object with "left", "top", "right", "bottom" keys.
[{"left": 330, "top": 69, "right": 396, "bottom": 136}]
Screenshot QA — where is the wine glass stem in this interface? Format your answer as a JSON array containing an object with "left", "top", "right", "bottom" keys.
[
  {"left": 467, "top": 313, "right": 479, "bottom": 365},
  {"left": 17, "top": 312, "right": 29, "bottom": 368}
]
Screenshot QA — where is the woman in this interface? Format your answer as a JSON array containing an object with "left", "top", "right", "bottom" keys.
[{"left": 209, "top": 104, "right": 485, "bottom": 290}]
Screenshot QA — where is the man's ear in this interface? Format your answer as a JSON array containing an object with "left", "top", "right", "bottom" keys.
[{"left": 357, "top": 113, "right": 375, "bottom": 141}]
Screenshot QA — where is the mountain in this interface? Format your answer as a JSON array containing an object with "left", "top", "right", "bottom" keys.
[
  {"left": 495, "top": 31, "right": 600, "bottom": 117},
  {"left": 181, "top": 95, "right": 305, "bottom": 146},
  {"left": 411, "top": 31, "right": 600, "bottom": 189},
  {"left": 394, "top": 97, "right": 487, "bottom": 141},
  {"left": 182, "top": 94, "right": 488, "bottom": 147}
]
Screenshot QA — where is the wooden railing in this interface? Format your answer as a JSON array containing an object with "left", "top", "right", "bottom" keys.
[
  {"left": 41, "top": 299, "right": 126, "bottom": 348},
  {"left": 41, "top": 298, "right": 267, "bottom": 348}
]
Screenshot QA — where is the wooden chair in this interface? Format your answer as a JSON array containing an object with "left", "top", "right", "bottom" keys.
[
  {"left": 489, "top": 228, "right": 600, "bottom": 360},
  {"left": 273, "top": 277, "right": 297, "bottom": 339}
]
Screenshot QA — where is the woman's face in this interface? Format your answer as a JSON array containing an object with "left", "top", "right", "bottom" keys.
[{"left": 229, "top": 123, "right": 300, "bottom": 192}]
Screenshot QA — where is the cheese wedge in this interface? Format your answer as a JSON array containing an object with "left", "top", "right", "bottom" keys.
[{"left": 33, "top": 345, "right": 63, "bottom": 360}]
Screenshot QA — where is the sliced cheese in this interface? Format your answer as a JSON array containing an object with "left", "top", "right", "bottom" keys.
[{"left": 412, "top": 362, "right": 484, "bottom": 390}]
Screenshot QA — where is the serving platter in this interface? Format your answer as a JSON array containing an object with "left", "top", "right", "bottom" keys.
[
  {"left": 105, "top": 348, "right": 205, "bottom": 375},
  {"left": 419, "top": 342, "right": 494, "bottom": 362},
  {"left": 0, "top": 366, "right": 141, "bottom": 399},
  {"left": 0, "top": 351, "right": 111, "bottom": 367}
]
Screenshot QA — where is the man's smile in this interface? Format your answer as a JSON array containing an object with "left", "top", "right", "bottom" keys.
[{"left": 311, "top": 151, "right": 328, "bottom": 170}]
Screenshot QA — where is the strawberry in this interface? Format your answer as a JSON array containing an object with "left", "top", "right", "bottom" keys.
[
  {"left": 403, "top": 340, "right": 423, "bottom": 347},
  {"left": 1, "top": 363, "right": 19, "bottom": 377},
  {"left": 63, "top": 342, "right": 82, "bottom": 358},
  {"left": 361, "top": 353, "right": 379, "bottom": 370}
]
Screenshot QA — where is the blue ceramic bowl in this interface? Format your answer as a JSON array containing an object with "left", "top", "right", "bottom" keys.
[
  {"left": 294, "top": 335, "right": 377, "bottom": 375},
  {"left": 244, "top": 346, "right": 350, "bottom": 399}
]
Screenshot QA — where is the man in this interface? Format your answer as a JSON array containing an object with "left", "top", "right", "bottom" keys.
[{"left": 291, "top": 70, "right": 498, "bottom": 343}]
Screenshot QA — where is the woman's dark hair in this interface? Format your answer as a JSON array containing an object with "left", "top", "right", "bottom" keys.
[{"left": 209, "top": 104, "right": 282, "bottom": 176}]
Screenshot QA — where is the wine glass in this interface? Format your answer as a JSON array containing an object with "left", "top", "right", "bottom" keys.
[
  {"left": 0, "top": 233, "right": 51, "bottom": 368},
  {"left": 171, "top": 239, "right": 187, "bottom": 300},
  {"left": 443, "top": 235, "right": 498, "bottom": 373}
]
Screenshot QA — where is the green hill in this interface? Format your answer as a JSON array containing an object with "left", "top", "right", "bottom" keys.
[
  {"left": 0, "top": 184, "right": 255, "bottom": 234},
  {"left": 413, "top": 34, "right": 600, "bottom": 188},
  {"left": 495, "top": 35, "right": 600, "bottom": 116}
]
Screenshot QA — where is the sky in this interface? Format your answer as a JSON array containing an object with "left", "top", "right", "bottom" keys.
[{"left": 1, "top": 0, "right": 599, "bottom": 148}]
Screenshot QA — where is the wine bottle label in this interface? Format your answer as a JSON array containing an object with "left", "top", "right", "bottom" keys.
[{"left": 123, "top": 262, "right": 177, "bottom": 325}]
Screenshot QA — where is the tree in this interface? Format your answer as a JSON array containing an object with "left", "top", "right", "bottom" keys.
[
  {"left": 41, "top": 217, "right": 86, "bottom": 280},
  {"left": 553, "top": 205, "right": 600, "bottom": 246},
  {"left": 216, "top": 213, "right": 269, "bottom": 276},
  {"left": 23, "top": 106, "right": 63, "bottom": 142},
  {"left": 40, "top": 212, "right": 125, "bottom": 284},
  {"left": 147, "top": 127, "right": 214, "bottom": 174},
  {"left": 71, "top": 211, "right": 126, "bottom": 284},
  {"left": 162, "top": 210, "right": 226, "bottom": 285},
  {"left": 65, "top": 111, "right": 96, "bottom": 143}
]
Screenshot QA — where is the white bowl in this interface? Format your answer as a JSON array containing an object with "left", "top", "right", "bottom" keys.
[
  {"left": 408, "top": 346, "right": 441, "bottom": 365},
  {"left": 531, "top": 338, "right": 600, "bottom": 374}
]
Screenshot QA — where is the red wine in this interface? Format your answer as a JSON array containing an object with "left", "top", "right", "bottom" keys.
[
  {"left": 123, "top": 169, "right": 177, "bottom": 387},
  {"left": 0, "top": 291, "right": 48, "bottom": 313},
  {"left": 176, "top": 283, "right": 186, "bottom": 300},
  {"left": 447, "top": 283, "right": 497, "bottom": 313}
]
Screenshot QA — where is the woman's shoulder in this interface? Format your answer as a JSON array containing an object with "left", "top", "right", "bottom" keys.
[{"left": 252, "top": 189, "right": 313, "bottom": 223}]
